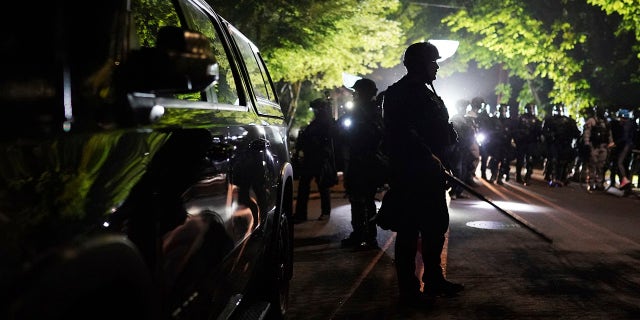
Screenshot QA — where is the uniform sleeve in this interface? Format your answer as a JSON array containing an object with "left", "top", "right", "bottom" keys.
[{"left": 583, "top": 118, "right": 593, "bottom": 145}]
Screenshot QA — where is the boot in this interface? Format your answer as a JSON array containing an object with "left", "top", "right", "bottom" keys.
[
  {"left": 524, "top": 172, "right": 531, "bottom": 185},
  {"left": 516, "top": 173, "right": 523, "bottom": 184},
  {"left": 489, "top": 169, "right": 498, "bottom": 184}
]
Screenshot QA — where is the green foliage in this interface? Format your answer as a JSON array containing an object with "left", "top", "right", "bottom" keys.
[
  {"left": 442, "top": 0, "right": 596, "bottom": 115},
  {"left": 516, "top": 83, "right": 535, "bottom": 107},
  {"left": 213, "top": 0, "right": 404, "bottom": 89},
  {"left": 132, "top": 0, "right": 181, "bottom": 47},
  {"left": 209, "top": 0, "right": 640, "bottom": 120},
  {"left": 587, "top": 0, "right": 640, "bottom": 57},
  {"left": 211, "top": 0, "right": 405, "bottom": 126},
  {"left": 495, "top": 83, "right": 512, "bottom": 104}
]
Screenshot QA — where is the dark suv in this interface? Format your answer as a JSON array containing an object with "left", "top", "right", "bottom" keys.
[{"left": 0, "top": 1, "right": 294, "bottom": 319}]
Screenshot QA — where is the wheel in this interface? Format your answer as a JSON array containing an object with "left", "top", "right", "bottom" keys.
[{"left": 266, "top": 211, "right": 292, "bottom": 320}]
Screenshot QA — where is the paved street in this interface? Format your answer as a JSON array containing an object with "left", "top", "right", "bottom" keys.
[{"left": 287, "top": 171, "right": 640, "bottom": 319}]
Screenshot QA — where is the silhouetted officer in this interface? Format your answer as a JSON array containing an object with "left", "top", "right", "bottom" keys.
[
  {"left": 340, "top": 78, "right": 384, "bottom": 249},
  {"left": 382, "top": 42, "right": 463, "bottom": 306},
  {"left": 486, "top": 104, "right": 514, "bottom": 184},
  {"left": 613, "top": 109, "right": 638, "bottom": 189},
  {"left": 475, "top": 101, "right": 493, "bottom": 180},
  {"left": 294, "top": 98, "right": 338, "bottom": 222},
  {"left": 543, "top": 105, "right": 580, "bottom": 187},
  {"left": 449, "top": 99, "right": 474, "bottom": 198},
  {"left": 583, "top": 107, "right": 613, "bottom": 191},
  {"left": 514, "top": 103, "right": 542, "bottom": 184}
]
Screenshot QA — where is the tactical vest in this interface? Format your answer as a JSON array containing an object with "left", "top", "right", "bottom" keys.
[{"left": 590, "top": 118, "right": 609, "bottom": 145}]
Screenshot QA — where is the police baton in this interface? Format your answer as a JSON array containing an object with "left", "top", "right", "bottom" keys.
[{"left": 444, "top": 170, "right": 553, "bottom": 244}]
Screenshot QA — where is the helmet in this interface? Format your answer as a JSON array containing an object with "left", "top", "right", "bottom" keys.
[
  {"left": 595, "top": 106, "right": 606, "bottom": 118},
  {"left": 403, "top": 42, "right": 440, "bottom": 67},
  {"left": 310, "top": 98, "right": 329, "bottom": 110},
  {"left": 351, "top": 78, "right": 378, "bottom": 95},
  {"left": 471, "top": 97, "right": 485, "bottom": 110},
  {"left": 583, "top": 107, "right": 595, "bottom": 117},
  {"left": 617, "top": 108, "right": 630, "bottom": 119},
  {"left": 552, "top": 105, "right": 567, "bottom": 116},
  {"left": 524, "top": 103, "right": 535, "bottom": 114}
]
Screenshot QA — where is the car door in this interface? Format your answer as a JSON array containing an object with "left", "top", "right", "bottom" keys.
[{"left": 124, "top": 0, "right": 273, "bottom": 317}]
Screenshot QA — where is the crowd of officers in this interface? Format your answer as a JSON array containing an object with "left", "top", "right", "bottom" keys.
[
  {"left": 449, "top": 97, "right": 640, "bottom": 194},
  {"left": 293, "top": 89, "right": 640, "bottom": 248},
  {"left": 292, "top": 69, "right": 638, "bottom": 305}
]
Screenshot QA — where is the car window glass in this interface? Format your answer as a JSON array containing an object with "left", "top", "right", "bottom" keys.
[
  {"left": 227, "top": 26, "right": 282, "bottom": 118},
  {"left": 228, "top": 28, "right": 278, "bottom": 101},
  {"left": 131, "top": 0, "right": 181, "bottom": 47},
  {"left": 179, "top": 1, "right": 240, "bottom": 105},
  {"left": 231, "top": 32, "right": 270, "bottom": 101}
]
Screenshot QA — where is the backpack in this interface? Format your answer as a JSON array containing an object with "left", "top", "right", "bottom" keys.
[{"left": 590, "top": 118, "right": 609, "bottom": 145}]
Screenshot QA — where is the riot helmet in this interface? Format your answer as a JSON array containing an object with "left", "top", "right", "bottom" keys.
[
  {"left": 584, "top": 106, "right": 596, "bottom": 118},
  {"left": 595, "top": 106, "right": 606, "bottom": 119},
  {"left": 310, "top": 98, "right": 331, "bottom": 119},
  {"left": 350, "top": 78, "right": 378, "bottom": 99},
  {"left": 617, "top": 108, "right": 631, "bottom": 119},
  {"left": 498, "top": 104, "right": 509, "bottom": 118},
  {"left": 551, "top": 105, "right": 561, "bottom": 116},
  {"left": 310, "top": 98, "right": 329, "bottom": 110},
  {"left": 471, "top": 97, "right": 485, "bottom": 111},
  {"left": 524, "top": 103, "right": 536, "bottom": 116},
  {"left": 403, "top": 42, "right": 440, "bottom": 68}
]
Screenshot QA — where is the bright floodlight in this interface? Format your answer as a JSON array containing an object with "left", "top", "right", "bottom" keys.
[
  {"left": 428, "top": 39, "right": 459, "bottom": 62},
  {"left": 342, "top": 72, "right": 361, "bottom": 89}
]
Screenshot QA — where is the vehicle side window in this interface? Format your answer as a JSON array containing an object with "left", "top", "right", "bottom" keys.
[
  {"left": 179, "top": 1, "right": 240, "bottom": 105},
  {"left": 131, "top": 0, "right": 181, "bottom": 48},
  {"left": 228, "top": 26, "right": 283, "bottom": 118}
]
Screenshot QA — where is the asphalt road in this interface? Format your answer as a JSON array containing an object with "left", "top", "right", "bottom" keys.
[{"left": 287, "top": 170, "right": 640, "bottom": 319}]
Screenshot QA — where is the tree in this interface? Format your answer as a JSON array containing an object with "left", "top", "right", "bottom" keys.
[
  {"left": 211, "top": 0, "right": 404, "bottom": 127},
  {"left": 588, "top": 0, "right": 640, "bottom": 56},
  {"left": 211, "top": 0, "right": 640, "bottom": 122},
  {"left": 409, "top": 0, "right": 640, "bottom": 116},
  {"left": 441, "top": 0, "right": 593, "bottom": 115}
]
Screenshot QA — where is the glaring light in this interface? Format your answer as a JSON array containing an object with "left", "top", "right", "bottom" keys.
[
  {"left": 342, "top": 117, "right": 352, "bottom": 128},
  {"left": 475, "top": 133, "right": 485, "bottom": 146},
  {"left": 428, "top": 39, "right": 459, "bottom": 62},
  {"left": 345, "top": 101, "right": 354, "bottom": 110},
  {"left": 342, "top": 73, "right": 362, "bottom": 89},
  {"left": 470, "top": 201, "right": 547, "bottom": 214}
]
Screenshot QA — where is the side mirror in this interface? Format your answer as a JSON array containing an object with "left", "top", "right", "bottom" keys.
[{"left": 123, "top": 26, "right": 219, "bottom": 94}]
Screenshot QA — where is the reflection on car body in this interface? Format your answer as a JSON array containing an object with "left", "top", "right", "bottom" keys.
[{"left": 0, "top": 0, "right": 294, "bottom": 319}]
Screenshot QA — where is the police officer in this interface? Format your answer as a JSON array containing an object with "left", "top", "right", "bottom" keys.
[
  {"left": 485, "top": 105, "right": 512, "bottom": 184},
  {"left": 382, "top": 42, "right": 463, "bottom": 306},
  {"left": 514, "top": 103, "right": 542, "bottom": 184},
  {"left": 553, "top": 106, "right": 581, "bottom": 186},
  {"left": 340, "top": 78, "right": 384, "bottom": 248},
  {"left": 464, "top": 99, "right": 482, "bottom": 185},
  {"left": 294, "top": 98, "right": 338, "bottom": 222},
  {"left": 475, "top": 101, "right": 493, "bottom": 180},
  {"left": 542, "top": 105, "right": 575, "bottom": 186},
  {"left": 583, "top": 107, "right": 613, "bottom": 191},
  {"left": 489, "top": 105, "right": 516, "bottom": 184},
  {"left": 449, "top": 99, "right": 474, "bottom": 198},
  {"left": 610, "top": 108, "right": 638, "bottom": 188}
]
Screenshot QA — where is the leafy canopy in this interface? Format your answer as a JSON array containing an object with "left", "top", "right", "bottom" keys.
[
  {"left": 212, "top": 0, "right": 404, "bottom": 89},
  {"left": 442, "top": 0, "right": 594, "bottom": 114}
]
